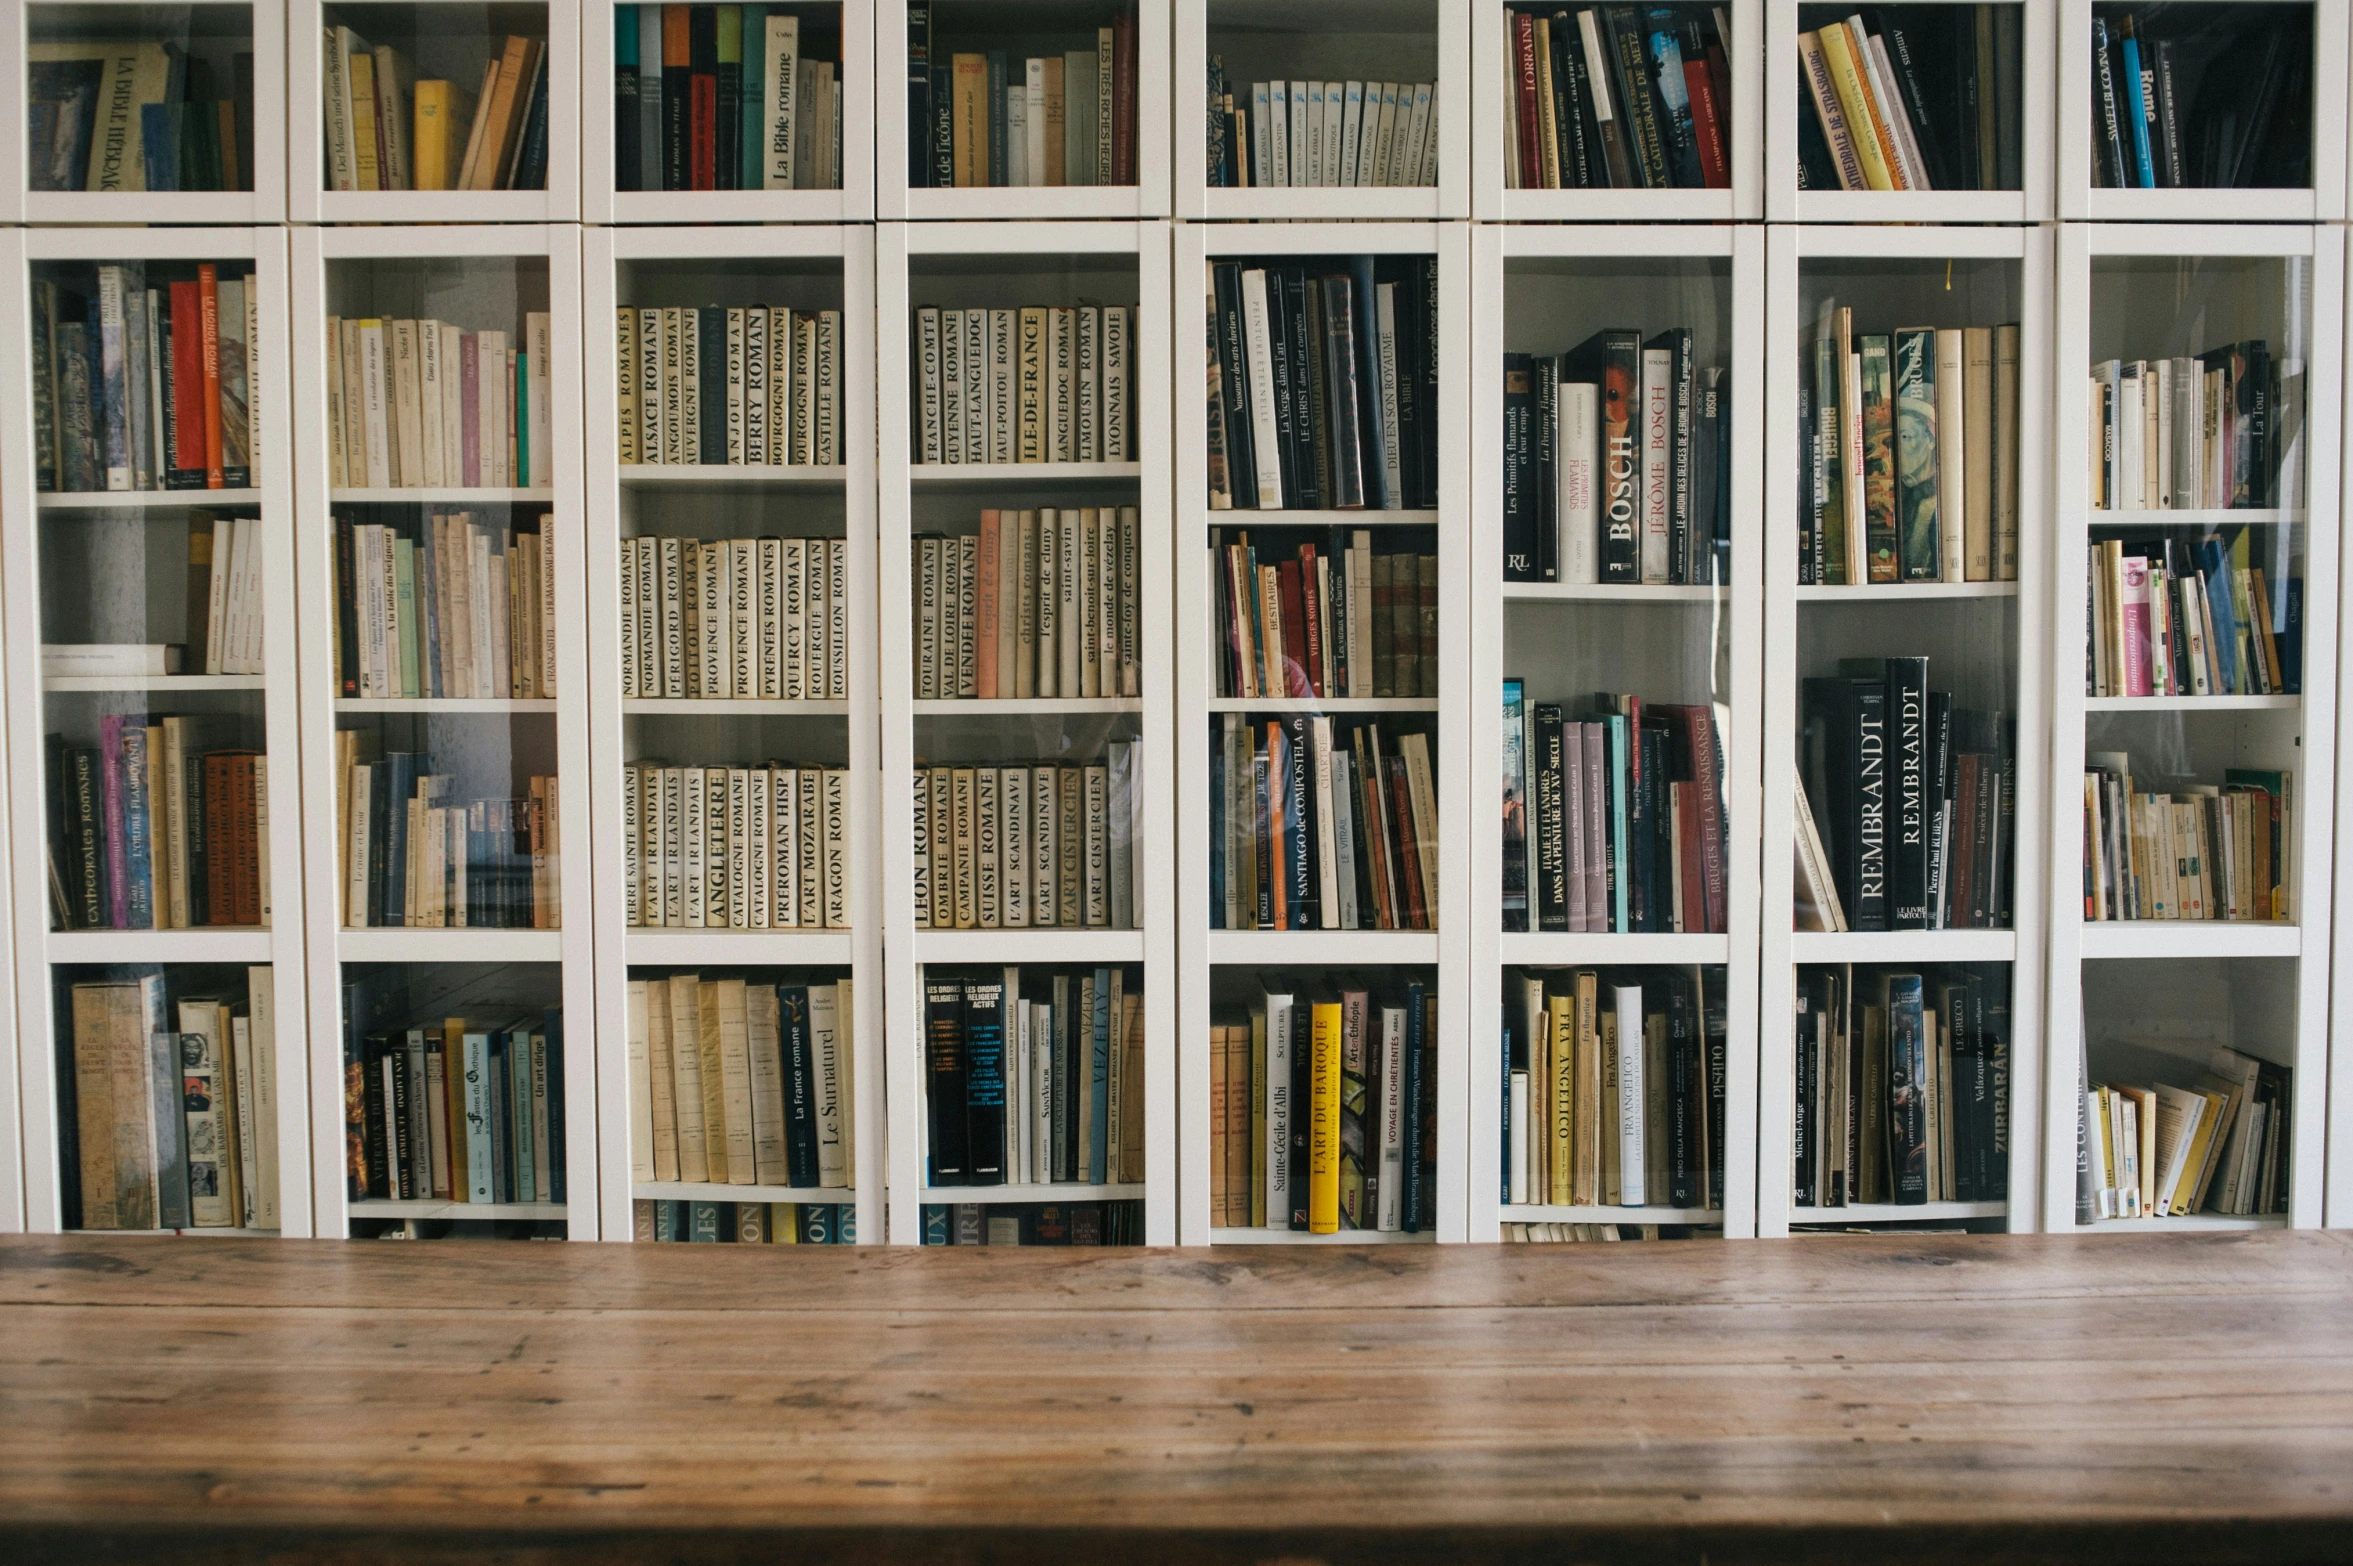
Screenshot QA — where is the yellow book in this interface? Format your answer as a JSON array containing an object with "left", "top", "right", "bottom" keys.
[
  {"left": 1815, "top": 22, "right": 1898, "bottom": 192},
  {"left": 347, "top": 47, "right": 383, "bottom": 192},
  {"left": 771, "top": 1202, "right": 799, "bottom": 1242},
  {"left": 1308, "top": 1000, "right": 1342, "bottom": 1233},
  {"left": 411, "top": 78, "right": 477, "bottom": 190},
  {"left": 1547, "top": 992, "right": 1574, "bottom": 1206}
]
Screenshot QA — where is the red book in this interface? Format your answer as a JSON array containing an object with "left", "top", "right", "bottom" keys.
[
  {"left": 1355, "top": 732, "right": 1393, "bottom": 929},
  {"left": 1296, "top": 545, "right": 1323, "bottom": 696},
  {"left": 1705, "top": 43, "right": 1732, "bottom": 161},
  {"left": 1684, "top": 58, "right": 1729, "bottom": 188},
  {"left": 197, "top": 263, "right": 224, "bottom": 489},
  {"left": 169, "top": 281, "right": 205, "bottom": 485},
  {"left": 231, "top": 754, "right": 260, "bottom": 926},
  {"left": 1277, "top": 559, "right": 1309, "bottom": 696},
  {"left": 459, "top": 332, "right": 480, "bottom": 486},
  {"left": 204, "top": 752, "right": 230, "bottom": 923},
  {"left": 1948, "top": 754, "right": 1981, "bottom": 933},
  {"left": 1112, "top": 8, "right": 1136, "bottom": 183},
  {"left": 1388, "top": 752, "right": 1426, "bottom": 928},
  {"left": 974, "top": 510, "right": 1001, "bottom": 698},
  {"left": 1512, "top": 13, "right": 1543, "bottom": 188},
  {"left": 1675, "top": 785, "right": 1704, "bottom": 934},
  {"left": 690, "top": 73, "right": 717, "bottom": 189}
]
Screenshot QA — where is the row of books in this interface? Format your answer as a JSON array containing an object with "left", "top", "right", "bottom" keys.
[
  {"left": 1208, "top": 975, "right": 1438, "bottom": 1233},
  {"left": 925, "top": 967, "right": 1144, "bottom": 1189},
  {"left": 1501, "top": 686, "right": 1728, "bottom": 935},
  {"left": 39, "top": 514, "right": 265, "bottom": 684},
  {"left": 2089, "top": 345, "right": 2300, "bottom": 512},
  {"left": 913, "top": 304, "right": 1134, "bottom": 464},
  {"left": 29, "top": 40, "right": 253, "bottom": 193},
  {"left": 2084, "top": 753, "right": 2289, "bottom": 925},
  {"left": 1206, "top": 256, "right": 1442, "bottom": 512},
  {"left": 1503, "top": 330, "right": 1729, "bottom": 585},
  {"left": 63, "top": 969, "right": 279, "bottom": 1230},
  {"left": 33, "top": 268, "right": 254, "bottom": 493},
  {"left": 1801, "top": 311, "right": 2021, "bottom": 585},
  {"left": 624, "top": 973, "right": 853, "bottom": 1189},
  {"left": 334, "top": 514, "right": 557, "bottom": 702},
  {"left": 1205, "top": 67, "right": 1441, "bottom": 190},
  {"left": 336, "top": 741, "right": 560, "bottom": 930},
  {"left": 323, "top": 28, "right": 547, "bottom": 191},
  {"left": 1210, "top": 716, "right": 1439, "bottom": 933},
  {"left": 614, "top": 6, "right": 843, "bottom": 192},
  {"left": 2086, "top": 531, "right": 2297, "bottom": 700},
  {"left": 1797, "top": 8, "right": 2022, "bottom": 193},
  {"left": 912, "top": 754, "right": 1143, "bottom": 932},
  {"left": 46, "top": 720, "right": 267, "bottom": 933},
  {"left": 1501, "top": 966, "right": 1726, "bottom": 1209},
  {"left": 620, "top": 534, "right": 848, "bottom": 702},
  {"left": 1502, "top": 1221, "right": 1680, "bottom": 1241},
  {"left": 325, "top": 314, "right": 553, "bottom": 491},
  {"left": 2090, "top": 9, "right": 2309, "bottom": 190},
  {"left": 915, "top": 509, "right": 1140, "bottom": 702},
  {"left": 1504, "top": 5, "right": 1732, "bottom": 191},
  {"left": 923, "top": 1201, "right": 1142, "bottom": 1244},
  {"left": 635, "top": 1199, "right": 856, "bottom": 1242},
  {"left": 1797, "top": 660, "right": 2016, "bottom": 933},
  {"left": 906, "top": 6, "right": 1140, "bottom": 188},
  {"left": 1213, "top": 530, "right": 1436, "bottom": 701},
  {"left": 1792, "top": 963, "right": 2010, "bottom": 1208},
  {"left": 622, "top": 764, "right": 850, "bottom": 931},
  {"left": 341, "top": 999, "right": 566, "bottom": 1206},
  {"left": 2081, "top": 1040, "right": 2287, "bottom": 1220},
  {"left": 615, "top": 305, "right": 843, "bottom": 466}
]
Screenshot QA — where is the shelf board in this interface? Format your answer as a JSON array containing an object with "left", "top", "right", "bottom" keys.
[
  {"left": 1201, "top": 186, "right": 1447, "bottom": 222},
  {"left": 337, "top": 697, "right": 557, "bottom": 714},
  {"left": 634, "top": 1181, "right": 853, "bottom": 1204},
  {"left": 1507, "top": 583, "right": 1724, "bottom": 603},
  {"left": 1209, "top": 1227, "right": 1434, "bottom": 1244},
  {"left": 2077, "top": 921, "right": 2300, "bottom": 959},
  {"left": 43, "top": 674, "right": 264, "bottom": 693},
  {"left": 1795, "top": 582, "right": 2019, "bottom": 601},
  {"left": 625, "top": 698, "right": 849, "bottom": 716},
  {"left": 332, "top": 488, "right": 553, "bottom": 505},
  {"left": 338, "top": 928, "right": 565, "bottom": 963},
  {"left": 915, "top": 928, "right": 1145, "bottom": 964},
  {"left": 909, "top": 462, "right": 1140, "bottom": 486},
  {"left": 47, "top": 927, "right": 274, "bottom": 963},
  {"left": 1207, "top": 928, "right": 1438, "bottom": 964},
  {"left": 1788, "top": 929, "right": 2017, "bottom": 963},
  {"left": 38, "top": 488, "right": 262, "bottom": 511},
  {"left": 625, "top": 928, "right": 854, "bottom": 965},
  {"left": 2065, "top": 1212, "right": 2289, "bottom": 1232},
  {"left": 1501, "top": 1204, "right": 1722, "bottom": 1224},
  {"left": 618, "top": 464, "right": 846, "bottom": 489},
  {"left": 2082, "top": 694, "right": 2298, "bottom": 712},
  {"left": 913, "top": 698, "right": 1141, "bottom": 716},
  {"left": 348, "top": 1199, "right": 567, "bottom": 1222},
  {"left": 1205, "top": 508, "right": 1438, "bottom": 527},
  {"left": 1791, "top": 1201, "right": 2007, "bottom": 1224},
  {"left": 2087, "top": 508, "right": 2301, "bottom": 527},
  {"left": 1206, "top": 697, "right": 1439, "bottom": 713},
  {"left": 1499, "top": 931, "right": 1731, "bottom": 965},
  {"left": 922, "top": 1183, "right": 1144, "bottom": 1203}
]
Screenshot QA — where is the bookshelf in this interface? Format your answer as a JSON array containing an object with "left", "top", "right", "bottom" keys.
[
  {"left": 289, "top": 224, "right": 594, "bottom": 1237},
  {"left": 1759, "top": 222, "right": 2053, "bottom": 1237},
  {"left": 289, "top": 0, "right": 581, "bottom": 223},
  {"left": 1467, "top": 222, "right": 1766, "bottom": 1240},
  {"left": 1173, "top": 221, "right": 1471, "bottom": 1245},
  {"left": 580, "top": 0, "right": 876, "bottom": 224},
  {"left": 1175, "top": 0, "right": 1471, "bottom": 220},
  {"left": 1766, "top": 0, "right": 2056, "bottom": 223},
  {"left": 1472, "top": 0, "right": 1762, "bottom": 221},
  {"left": 2046, "top": 223, "right": 2338, "bottom": 1232},
  {"left": 877, "top": 0, "right": 1170, "bottom": 220},
  {"left": 582, "top": 222, "right": 884, "bottom": 1242},
  {"left": 2057, "top": 0, "right": 2349, "bottom": 222},
  {"left": 876, "top": 220, "right": 1176, "bottom": 1244},
  {"left": 0, "top": 224, "right": 313, "bottom": 1236}
]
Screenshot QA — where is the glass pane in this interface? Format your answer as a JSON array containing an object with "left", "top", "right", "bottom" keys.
[
  {"left": 906, "top": 1, "right": 1141, "bottom": 189},
  {"left": 27, "top": 3, "right": 256, "bottom": 193},
  {"left": 1210, "top": 0, "right": 1441, "bottom": 190},
  {"left": 1794, "top": 3, "right": 2025, "bottom": 193},
  {"left": 612, "top": 2, "right": 846, "bottom": 192},
  {"left": 319, "top": 4, "right": 551, "bottom": 191},
  {"left": 2086, "top": 3, "right": 2313, "bottom": 189}
]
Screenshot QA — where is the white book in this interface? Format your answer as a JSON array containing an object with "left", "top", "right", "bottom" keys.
[
  {"left": 1321, "top": 79, "right": 1344, "bottom": 187},
  {"left": 1640, "top": 346, "right": 1673, "bottom": 582},
  {"left": 1252, "top": 80, "right": 1273, "bottom": 186},
  {"left": 1075, "top": 307, "right": 1101, "bottom": 463},
  {"left": 1289, "top": 79, "right": 1309, "bottom": 186},
  {"left": 1509, "top": 1070, "right": 1530, "bottom": 1205},
  {"left": 827, "top": 537, "right": 847, "bottom": 699},
  {"left": 1239, "top": 272, "right": 1285, "bottom": 505},
  {"left": 763, "top": 14, "right": 801, "bottom": 187},
  {"left": 814, "top": 311, "right": 840, "bottom": 465},
  {"left": 988, "top": 308, "right": 1017, "bottom": 463},
  {"left": 358, "top": 320, "right": 391, "bottom": 488},
  {"left": 1377, "top": 1004, "right": 1406, "bottom": 1229},
  {"left": 1398, "top": 82, "right": 1433, "bottom": 187},
  {"left": 729, "top": 538, "right": 756, "bottom": 698},
  {"left": 961, "top": 309, "right": 987, "bottom": 464},
  {"left": 1371, "top": 81, "right": 1400, "bottom": 186},
  {"left": 725, "top": 308, "right": 747, "bottom": 464},
  {"left": 747, "top": 767, "right": 772, "bottom": 929},
  {"left": 626, "top": 979, "right": 653, "bottom": 1179},
  {"left": 743, "top": 306, "right": 769, "bottom": 464},
  {"left": 1031, "top": 999, "right": 1053, "bottom": 1183},
  {"left": 939, "top": 307, "right": 964, "bottom": 462},
  {"left": 1026, "top": 57, "right": 1048, "bottom": 186},
  {"left": 1101, "top": 306, "right": 1130, "bottom": 462},
  {"left": 235, "top": 515, "right": 266, "bottom": 673},
  {"left": 810, "top": 981, "right": 846, "bottom": 1186},
  {"left": 915, "top": 306, "right": 942, "bottom": 463},
  {"left": 1375, "top": 284, "right": 1406, "bottom": 507},
  {"left": 1615, "top": 983, "right": 1646, "bottom": 1206},
  {"left": 638, "top": 309, "right": 664, "bottom": 464},
  {"left": 1004, "top": 761, "right": 1030, "bottom": 928},
  {"left": 1269, "top": 81, "right": 1290, "bottom": 187},
  {"left": 1007, "top": 71, "right": 1029, "bottom": 186},
  {"left": 1264, "top": 991, "right": 1295, "bottom": 1225},
  {"left": 800, "top": 769, "right": 827, "bottom": 928},
  {"left": 761, "top": 536, "right": 786, "bottom": 700},
  {"left": 1058, "top": 510, "right": 1083, "bottom": 696},
  {"left": 1049, "top": 307, "right": 1075, "bottom": 462},
  {"left": 1559, "top": 381, "right": 1601, "bottom": 584},
  {"left": 417, "top": 319, "right": 445, "bottom": 485},
  {"left": 1303, "top": 79, "right": 1325, "bottom": 185},
  {"left": 773, "top": 769, "right": 802, "bottom": 926},
  {"left": 1340, "top": 82, "right": 1365, "bottom": 187},
  {"left": 1033, "top": 767, "right": 1059, "bottom": 924},
  {"left": 477, "top": 330, "right": 508, "bottom": 486}
]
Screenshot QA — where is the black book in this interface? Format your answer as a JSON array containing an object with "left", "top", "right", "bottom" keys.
[
  {"left": 489, "top": 1028, "right": 515, "bottom": 1203},
  {"left": 62, "top": 742, "right": 103, "bottom": 929},
  {"left": 1303, "top": 277, "right": 1333, "bottom": 507},
  {"left": 542, "top": 1006, "right": 566, "bottom": 1203},
  {"left": 1795, "top": 63, "right": 1841, "bottom": 190},
  {"left": 962, "top": 979, "right": 1006, "bottom": 1185},
  {"left": 1418, "top": 257, "right": 1440, "bottom": 507},
  {"left": 780, "top": 984, "right": 820, "bottom": 1188},
  {"left": 1254, "top": 729, "right": 1275, "bottom": 928},
  {"left": 1533, "top": 702, "right": 1568, "bottom": 931},
  {"left": 1797, "top": 382, "right": 1817, "bottom": 584},
  {"left": 1601, "top": 6, "right": 1667, "bottom": 188},
  {"left": 361, "top": 1032, "right": 391, "bottom": 1199},
  {"left": 931, "top": 63, "right": 954, "bottom": 188},
  {"left": 906, "top": 4, "right": 931, "bottom": 186},
  {"left": 1345, "top": 256, "right": 1387, "bottom": 510},
  {"left": 1285, "top": 269, "right": 1322, "bottom": 509},
  {"left": 1265, "top": 266, "right": 1299, "bottom": 509},
  {"left": 1865, "top": 656, "right": 1929, "bottom": 929},
  {"left": 1792, "top": 976, "right": 1816, "bottom": 1205},
  {"left": 1501, "top": 353, "right": 1537, "bottom": 581},
  {"left": 1981, "top": 968, "right": 2011, "bottom": 1198},
  {"left": 1666, "top": 970, "right": 1696, "bottom": 1209},
  {"left": 2239, "top": 339, "right": 2272, "bottom": 507},
  {"left": 335, "top": 519, "right": 360, "bottom": 696},
  {"left": 1924, "top": 689, "right": 1953, "bottom": 927},
  {"left": 1535, "top": 356, "right": 1560, "bottom": 582},
  {"left": 1993, "top": 3, "right": 2023, "bottom": 189},
  {"left": 1885, "top": 972, "right": 1927, "bottom": 1204},
  {"left": 923, "top": 977, "right": 968, "bottom": 1184},
  {"left": 1399, "top": 978, "right": 1426, "bottom": 1233},
  {"left": 662, "top": 20, "right": 692, "bottom": 191},
  {"left": 1212, "top": 263, "right": 1257, "bottom": 509},
  {"left": 1287, "top": 993, "right": 1312, "bottom": 1228},
  {"left": 1546, "top": 11, "right": 1595, "bottom": 188},
  {"left": 1849, "top": 675, "right": 1890, "bottom": 932},
  {"left": 699, "top": 306, "right": 729, "bottom": 464},
  {"left": 1634, "top": 717, "right": 1665, "bottom": 932},
  {"left": 1691, "top": 367, "right": 1720, "bottom": 587},
  {"left": 1955, "top": 970, "right": 1987, "bottom": 1203},
  {"left": 2091, "top": 16, "right": 2126, "bottom": 188},
  {"left": 1284, "top": 711, "right": 1313, "bottom": 928},
  {"left": 714, "top": 23, "right": 742, "bottom": 190},
  {"left": 1711, "top": 371, "right": 1731, "bottom": 585},
  {"left": 1320, "top": 273, "right": 1367, "bottom": 510},
  {"left": 1386, "top": 257, "right": 1424, "bottom": 507},
  {"left": 1562, "top": 327, "right": 1641, "bottom": 581},
  {"left": 387, "top": 1034, "right": 414, "bottom": 1198},
  {"left": 1650, "top": 328, "right": 1693, "bottom": 586},
  {"left": 150, "top": 1024, "right": 190, "bottom": 1227},
  {"left": 615, "top": 30, "right": 640, "bottom": 191},
  {"left": 1702, "top": 967, "right": 1727, "bottom": 1209},
  {"left": 183, "top": 748, "right": 208, "bottom": 928}
]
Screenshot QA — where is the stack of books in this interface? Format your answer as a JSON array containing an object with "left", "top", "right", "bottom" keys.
[
  {"left": 916, "top": 509, "right": 1140, "bottom": 701},
  {"left": 1504, "top": 5, "right": 1731, "bottom": 190},
  {"left": 914, "top": 304, "right": 1133, "bottom": 463},
  {"left": 923, "top": 967, "right": 1144, "bottom": 1188},
  {"left": 622, "top": 763, "right": 850, "bottom": 931},
  {"left": 1792, "top": 963, "right": 2010, "bottom": 1208},
  {"left": 911, "top": 751, "right": 1144, "bottom": 932},
  {"left": 1797, "top": 659, "right": 2015, "bottom": 934},
  {"left": 1503, "top": 329, "right": 1729, "bottom": 585},
  {"left": 322, "top": 27, "right": 547, "bottom": 191},
  {"left": 334, "top": 513, "right": 556, "bottom": 701},
  {"left": 625, "top": 973, "right": 854, "bottom": 1191},
  {"left": 1204, "top": 65, "right": 1440, "bottom": 189},
  {"left": 922, "top": 1201, "right": 1143, "bottom": 1243},
  {"left": 325, "top": 313, "right": 554, "bottom": 490},
  {"left": 1501, "top": 966, "right": 1725, "bottom": 1209},
  {"left": 1212, "top": 528, "right": 1434, "bottom": 700},
  {"left": 1208, "top": 975, "right": 1437, "bottom": 1233},
  {"left": 339, "top": 993, "right": 566, "bottom": 1206},
  {"left": 906, "top": 5, "right": 1140, "bottom": 188},
  {"left": 1800, "top": 309, "right": 2021, "bottom": 585},
  {"left": 2088, "top": 342, "right": 2301, "bottom": 512},
  {"left": 45, "top": 719, "right": 266, "bottom": 933},
  {"left": 621, "top": 534, "right": 847, "bottom": 701},
  {"left": 634, "top": 1199, "right": 856, "bottom": 1241},
  {"left": 616, "top": 304, "right": 843, "bottom": 465},
  {"left": 2083, "top": 1040, "right": 2288, "bottom": 1219},
  {"left": 29, "top": 38, "right": 253, "bottom": 193},
  {"left": 1209, "top": 717, "right": 1438, "bottom": 932},
  {"left": 2089, "top": 7, "right": 2311, "bottom": 189},
  {"left": 33, "top": 267, "right": 255, "bottom": 493},
  {"left": 2086, "top": 530, "right": 2296, "bottom": 700},
  {"left": 1797, "top": 7, "right": 2022, "bottom": 193},
  {"left": 613, "top": 5, "right": 843, "bottom": 192},
  {"left": 63, "top": 969, "right": 279, "bottom": 1230},
  {"left": 1206, "top": 256, "right": 1440, "bottom": 511},
  {"left": 1500, "top": 684, "right": 1728, "bottom": 936},
  {"left": 335, "top": 741, "right": 559, "bottom": 930},
  {"left": 2084, "top": 751, "right": 2290, "bottom": 925}
]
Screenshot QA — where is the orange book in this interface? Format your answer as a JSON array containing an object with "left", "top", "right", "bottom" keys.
[
  {"left": 465, "top": 35, "right": 536, "bottom": 190},
  {"left": 974, "top": 509, "right": 1001, "bottom": 699},
  {"left": 198, "top": 264, "right": 224, "bottom": 488},
  {"left": 950, "top": 53, "right": 987, "bottom": 186}
]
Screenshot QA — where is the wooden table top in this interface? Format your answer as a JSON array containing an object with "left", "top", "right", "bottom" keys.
[{"left": 5, "top": 1229, "right": 2353, "bottom": 1563}]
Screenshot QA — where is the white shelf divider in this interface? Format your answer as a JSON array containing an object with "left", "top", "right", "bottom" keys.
[{"left": 2337, "top": 226, "right": 2353, "bottom": 1229}]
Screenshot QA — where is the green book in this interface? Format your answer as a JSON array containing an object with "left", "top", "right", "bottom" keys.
[{"left": 1892, "top": 327, "right": 1940, "bottom": 580}]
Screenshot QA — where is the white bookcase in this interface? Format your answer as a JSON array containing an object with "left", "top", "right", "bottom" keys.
[
  {"left": 582, "top": 222, "right": 885, "bottom": 1242},
  {"left": 289, "top": 0, "right": 582, "bottom": 224},
  {"left": 2057, "top": 0, "right": 2348, "bottom": 222},
  {"left": 1173, "top": 221, "right": 1472, "bottom": 1245},
  {"left": 875, "top": 220, "right": 1176, "bottom": 1245},
  {"left": 1467, "top": 222, "right": 1766, "bottom": 1240},
  {"left": 0, "top": 224, "right": 314, "bottom": 1235},
  {"left": 580, "top": 0, "right": 876, "bottom": 224},
  {"left": 875, "top": 0, "right": 1171, "bottom": 220},
  {"left": 0, "top": 0, "right": 288, "bottom": 224},
  {"left": 288, "top": 223, "right": 596, "bottom": 1236},
  {"left": 2047, "top": 223, "right": 2339, "bottom": 1232},
  {"left": 2337, "top": 226, "right": 2353, "bottom": 1231},
  {"left": 1765, "top": 0, "right": 2055, "bottom": 223},
  {"left": 1758, "top": 222, "right": 2053, "bottom": 1238},
  {"left": 1472, "top": 0, "right": 1762, "bottom": 221},
  {"left": 1175, "top": 0, "right": 1471, "bottom": 220}
]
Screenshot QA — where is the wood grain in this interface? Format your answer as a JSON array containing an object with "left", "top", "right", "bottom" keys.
[{"left": 4, "top": 1231, "right": 2352, "bottom": 1564}]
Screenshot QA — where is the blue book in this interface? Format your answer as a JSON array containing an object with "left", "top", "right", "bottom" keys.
[
  {"left": 1088, "top": 967, "right": 1112, "bottom": 1183},
  {"left": 986, "top": 52, "right": 1009, "bottom": 186},
  {"left": 1500, "top": 1007, "right": 1513, "bottom": 1204},
  {"left": 802, "top": 1202, "right": 834, "bottom": 1243},
  {"left": 653, "top": 1198, "right": 681, "bottom": 1239},
  {"left": 922, "top": 1203, "right": 950, "bottom": 1245},
  {"left": 741, "top": 4, "right": 768, "bottom": 187},
  {"left": 2120, "top": 24, "right": 2155, "bottom": 188},
  {"left": 616, "top": 6, "right": 640, "bottom": 194},
  {"left": 833, "top": 1201, "right": 855, "bottom": 1244},
  {"left": 508, "top": 1019, "right": 536, "bottom": 1203},
  {"left": 1501, "top": 678, "right": 1528, "bottom": 930},
  {"left": 780, "top": 984, "right": 819, "bottom": 1186},
  {"left": 1642, "top": 10, "right": 1702, "bottom": 188},
  {"left": 462, "top": 1030, "right": 494, "bottom": 1201},
  {"left": 542, "top": 1006, "right": 565, "bottom": 1201},
  {"left": 690, "top": 1200, "right": 723, "bottom": 1240},
  {"left": 2198, "top": 539, "right": 2243, "bottom": 694},
  {"left": 962, "top": 980, "right": 1006, "bottom": 1184},
  {"left": 119, "top": 719, "right": 154, "bottom": 929},
  {"left": 1605, "top": 713, "right": 1631, "bottom": 932},
  {"left": 139, "top": 104, "right": 178, "bottom": 192},
  {"left": 1208, "top": 718, "right": 1225, "bottom": 923}
]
